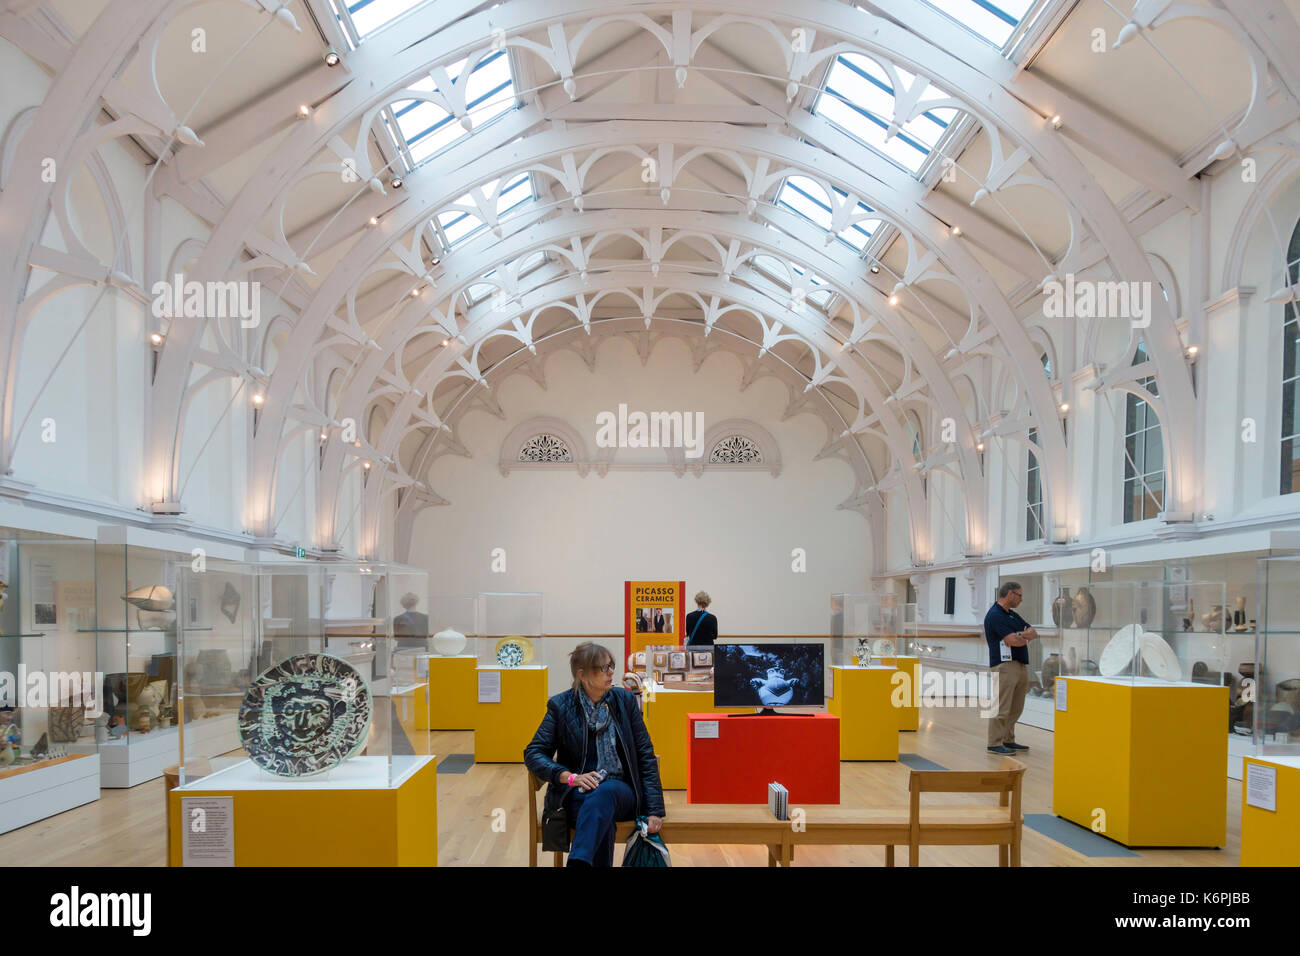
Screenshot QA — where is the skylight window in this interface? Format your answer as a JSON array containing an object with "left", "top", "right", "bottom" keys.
[
  {"left": 921, "top": 0, "right": 1037, "bottom": 49},
  {"left": 387, "top": 51, "right": 515, "bottom": 168},
  {"left": 434, "top": 174, "right": 535, "bottom": 250},
  {"left": 776, "top": 176, "right": 880, "bottom": 252},
  {"left": 814, "top": 54, "right": 958, "bottom": 174},
  {"left": 344, "top": 0, "right": 432, "bottom": 41}
]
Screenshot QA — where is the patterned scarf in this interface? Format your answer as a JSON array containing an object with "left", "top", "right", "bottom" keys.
[{"left": 577, "top": 688, "right": 623, "bottom": 780}]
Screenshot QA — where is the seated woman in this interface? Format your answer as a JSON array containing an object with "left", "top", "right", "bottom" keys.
[{"left": 524, "top": 642, "right": 665, "bottom": 866}]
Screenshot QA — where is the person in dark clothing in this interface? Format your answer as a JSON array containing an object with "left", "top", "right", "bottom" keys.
[
  {"left": 524, "top": 642, "right": 665, "bottom": 866},
  {"left": 684, "top": 591, "right": 717, "bottom": 646},
  {"left": 392, "top": 592, "right": 429, "bottom": 650},
  {"left": 984, "top": 581, "right": 1037, "bottom": 755},
  {"left": 653, "top": 609, "right": 665, "bottom": 633}
]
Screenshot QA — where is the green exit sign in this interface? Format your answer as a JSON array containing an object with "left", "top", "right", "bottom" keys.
[{"left": 294, "top": 547, "right": 307, "bottom": 558}]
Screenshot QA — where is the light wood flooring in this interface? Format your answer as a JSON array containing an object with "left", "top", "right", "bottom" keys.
[{"left": 5, "top": 703, "right": 1240, "bottom": 866}]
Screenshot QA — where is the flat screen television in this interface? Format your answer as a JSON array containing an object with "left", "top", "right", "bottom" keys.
[{"left": 713, "top": 643, "right": 825, "bottom": 709}]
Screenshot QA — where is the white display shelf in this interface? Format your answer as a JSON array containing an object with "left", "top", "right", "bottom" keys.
[
  {"left": 1227, "top": 733, "right": 1254, "bottom": 781},
  {"left": 1020, "top": 693, "right": 1056, "bottom": 731},
  {"left": 175, "top": 754, "right": 431, "bottom": 791},
  {"left": 0, "top": 753, "right": 100, "bottom": 834},
  {"left": 99, "top": 724, "right": 178, "bottom": 788}
]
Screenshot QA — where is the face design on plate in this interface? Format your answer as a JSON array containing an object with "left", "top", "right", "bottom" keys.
[{"left": 274, "top": 689, "right": 334, "bottom": 745}]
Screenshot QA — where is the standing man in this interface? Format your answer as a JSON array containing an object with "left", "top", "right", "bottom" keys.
[{"left": 984, "top": 581, "right": 1035, "bottom": 756}]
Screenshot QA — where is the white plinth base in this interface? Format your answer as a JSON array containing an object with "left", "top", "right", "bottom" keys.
[
  {"left": 176, "top": 754, "right": 429, "bottom": 792},
  {"left": 0, "top": 753, "right": 100, "bottom": 834}
]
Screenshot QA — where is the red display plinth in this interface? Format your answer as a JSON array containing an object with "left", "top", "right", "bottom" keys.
[{"left": 686, "top": 712, "right": 840, "bottom": 804}]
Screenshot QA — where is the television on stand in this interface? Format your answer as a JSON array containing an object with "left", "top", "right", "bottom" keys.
[{"left": 713, "top": 643, "right": 825, "bottom": 713}]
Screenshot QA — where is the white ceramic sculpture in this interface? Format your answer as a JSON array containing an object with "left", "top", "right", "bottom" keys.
[{"left": 432, "top": 627, "right": 468, "bottom": 656}]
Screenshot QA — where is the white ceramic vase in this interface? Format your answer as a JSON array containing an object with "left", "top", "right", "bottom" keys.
[{"left": 432, "top": 628, "right": 467, "bottom": 656}]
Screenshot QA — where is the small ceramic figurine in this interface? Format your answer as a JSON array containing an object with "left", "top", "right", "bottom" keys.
[
  {"left": 855, "top": 638, "right": 871, "bottom": 667},
  {"left": 136, "top": 712, "right": 152, "bottom": 734},
  {"left": 1232, "top": 596, "right": 1248, "bottom": 631},
  {"left": 0, "top": 710, "right": 19, "bottom": 763}
]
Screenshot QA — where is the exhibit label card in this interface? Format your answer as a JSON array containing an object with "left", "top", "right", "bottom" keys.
[
  {"left": 694, "top": 720, "right": 719, "bottom": 739},
  {"left": 478, "top": 669, "right": 502, "bottom": 704},
  {"left": 181, "top": 796, "right": 234, "bottom": 867},
  {"left": 1055, "top": 679, "right": 1067, "bottom": 711},
  {"left": 1245, "top": 762, "right": 1277, "bottom": 812}
]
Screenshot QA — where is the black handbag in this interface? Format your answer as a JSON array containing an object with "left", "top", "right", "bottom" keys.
[{"left": 541, "top": 799, "right": 571, "bottom": 853}]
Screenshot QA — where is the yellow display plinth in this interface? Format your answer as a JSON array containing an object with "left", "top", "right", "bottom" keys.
[
  {"left": 828, "top": 666, "right": 901, "bottom": 761},
  {"left": 167, "top": 756, "right": 437, "bottom": 866},
  {"left": 878, "top": 656, "right": 919, "bottom": 731},
  {"left": 1053, "top": 677, "right": 1227, "bottom": 847},
  {"left": 1241, "top": 755, "right": 1300, "bottom": 866},
  {"left": 414, "top": 656, "right": 478, "bottom": 730},
  {"left": 475, "top": 665, "right": 548, "bottom": 763},
  {"left": 642, "top": 687, "right": 747, "bottom": 789}
]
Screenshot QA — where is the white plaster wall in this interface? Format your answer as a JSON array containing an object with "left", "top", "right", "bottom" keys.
[{"left": 408, "top": 337, "right": 874, "bottom": 635}]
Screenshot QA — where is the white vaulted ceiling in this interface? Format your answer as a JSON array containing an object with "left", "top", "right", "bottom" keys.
[{"left": 1, "top": 0, "right": 1297, "bottom": 562}]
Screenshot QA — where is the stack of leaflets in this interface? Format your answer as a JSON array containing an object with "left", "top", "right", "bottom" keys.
[{"left": 768, "top": 781, "right": 789, "bottom": 821}]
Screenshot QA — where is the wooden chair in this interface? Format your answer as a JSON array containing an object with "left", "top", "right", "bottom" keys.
[
  {"left": 527, "top": 770, "right": 566, "bottom": 867},
  {"left": 906, "top": 756, "right": 1026, "bottom": 866}
]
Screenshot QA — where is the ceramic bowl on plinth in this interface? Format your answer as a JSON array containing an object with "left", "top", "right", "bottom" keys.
[{"left": 432, "top": 628, "right": 467, "bottom": 656}]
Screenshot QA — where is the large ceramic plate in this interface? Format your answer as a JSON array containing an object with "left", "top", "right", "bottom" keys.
[
  {"left": 1098, "top": 624, "right": 1142, "bottom": 677},
  {"left": 1140, "top": 633, "right": 1182, "bottom": 681},
  {"left": 238, "top": 653, "right": 371, "bottom": 777},
  {"left": 494, "top": 636, "right": 534, "bottom": 667}
]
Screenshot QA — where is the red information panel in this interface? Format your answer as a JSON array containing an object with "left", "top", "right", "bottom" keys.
[{"left": 686, "top": 713, "right": 840, "bottom": 805}]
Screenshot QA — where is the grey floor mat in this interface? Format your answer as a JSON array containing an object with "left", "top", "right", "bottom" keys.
[{"left": 1024, "top": 814, "right": 1141, "bottom": 857}]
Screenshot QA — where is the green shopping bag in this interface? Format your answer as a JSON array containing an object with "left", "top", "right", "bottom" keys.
[{"left": 622, "top": 816, "right": 670, "bottom": 867}]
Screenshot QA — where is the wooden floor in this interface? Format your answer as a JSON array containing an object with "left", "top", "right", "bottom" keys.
[{"left": 5, "top": 703, "right": 1240, "bottom": 866}]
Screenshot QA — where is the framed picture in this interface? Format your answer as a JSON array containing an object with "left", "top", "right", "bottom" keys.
[
  {"left": 664, "top": 672, "right": 684, "bottom": 683},
  {"left": 653, "top": 669, "right": 663, "bottom": 683},
  {"left": 634, "top": 652, "right": 646, "bottom": 667},
  {"left": 653, "top": 653, "right": 668, "bottom": 667},
  {"left": 692, "top": 651, "right": 712, "bottom": 667},
  {"left": 669, "top": 651, "right": 687, "bottom": 670}
]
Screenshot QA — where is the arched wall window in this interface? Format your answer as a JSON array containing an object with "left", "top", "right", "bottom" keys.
[
  {"left": 1281, "top": 218, "right": 1300, "bottom": 494},
  {"left": 1123, "top": 342, "right": 1164, "bottom": 522},
  {"left": 1025, "top": 428, "right": 1042, "bottom": 541}
]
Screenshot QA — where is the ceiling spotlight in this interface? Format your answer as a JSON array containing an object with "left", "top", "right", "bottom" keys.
[
  {"left": 976, "top": 442, "right": 985, "bottom": 452},
  {"left": 320, "top": 432, "right": 328, "bottom": 441},
  {"left": 252, "top": 393, "right": 265, "bottom": 407},
  {"left": 870, "top": 265, "right": 880, "bottom": 274},
  {"left": 889, "top": 295, "right": 899, "bottom": 306},
  {"left": 324, "top": 50, "right": 341, "bottom": 67},
  {"left": 297, "top": 104, "right": 312, "bottom": 119},
  {"left": 362, "top": 461, "right": 371, "bottom": 470},
  {"left": 149, "top": 332, "right": 164, "bottom": 347},
  {"left": 1185, "top": 345, "right": 1199, "bottom": 358},
  {"left": 430, "top": 257, "right": 441, "bottom": 266},
  {"left": 1050, "top": 115, "right": 1063, "bottom": 130},
  {"left": 950, "top": 225, "right": 962, "bottom": 236},
  {"left": 390, "top": 176, "right": 403, "bottom": 189},
  {"left": 442, "top": 338, "right": 450, "bottom": 347},
  {"left": 1059, "top": 402, "right": 1070, "bottom": 413},
  {"left": 368, "top": 216, "right": 379, "bottom": 227},
  {"left": 410, "top": 287, "right": 421, "bottom": 297}
]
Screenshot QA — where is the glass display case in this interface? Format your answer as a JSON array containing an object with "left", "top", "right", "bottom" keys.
[
  {"left": 0, "top": 531, "right": 98, "bottom": 771},
  {"left": 174, "top": 560, "right": 422, "bottom": 789},
  {"left": 473, "top": 592, "right": 543, "bottom": 668},
  {"left": 1253, "top": 556, "right": 1300, "bottom": 756},
  {"left": 92, "top": 527, "right": 199, "bottom": 786},
  {"left": 1055, "top": 580, "right": 1228, "bottom": 685},
  {"left": 829, "top": 592, "right": 916, "bottom": 667}
]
